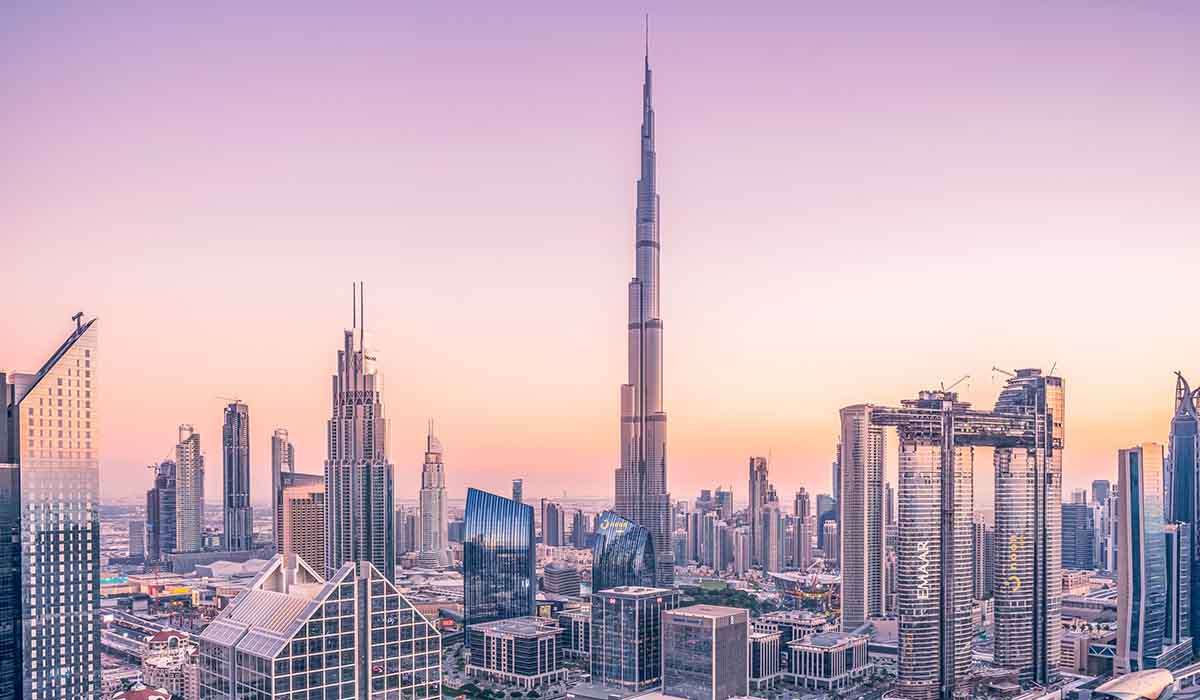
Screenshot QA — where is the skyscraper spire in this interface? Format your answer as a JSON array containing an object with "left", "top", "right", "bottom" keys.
[{"left": 616, "top": 28, "right": 673, "bottom": 587}]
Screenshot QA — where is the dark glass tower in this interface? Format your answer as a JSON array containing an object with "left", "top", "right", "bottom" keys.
[
  {"left": 592, "top": 511, "right": 657, "bottom": 593},
  {"left": 1167, "top": 372, "right": 1200, "bottom": 656},
  {"left": 463, "top": 488, "right": 534, "bottom": 638},
  {"left": 222, "top": 401, "right": 252, "bottom": 551}
]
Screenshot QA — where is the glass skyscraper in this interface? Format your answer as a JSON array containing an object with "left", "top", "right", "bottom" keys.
[
  {"left": 463, "top": 488, "right": 534, "bottom": 637},
  {"left": 591, "top": 511, "right": 657, "bottom": 593},
  {"left": 1167, "top": 372, "right": 1200, "bottom": 656},
  {"left": 0, "top": 316, "right": 102, "bottom": 699},
  {"left": 222, "top": 401, "right": 253, "bottom": 551}
]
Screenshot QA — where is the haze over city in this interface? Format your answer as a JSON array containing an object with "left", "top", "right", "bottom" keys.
[{"left": 5, "top": 1, "right": 1199, "bottom": 505}]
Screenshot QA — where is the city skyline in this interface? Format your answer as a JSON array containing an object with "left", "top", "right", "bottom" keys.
[{"left": 6, "top": 3, "right": 1200, "bottom": 506}]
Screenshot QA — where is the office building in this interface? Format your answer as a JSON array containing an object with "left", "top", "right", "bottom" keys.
[
  {"left": 463, "top": 488, "right": 535, "bottom": 635},
  {"left": 146, "top": 460, "right": 178, "bottom": 563},
  {"left": 590, "top": 586, "right": 677, "bottom": 693},
  {"left": 543, "top": 562, "right": 582, "bottom": 598},
  {"left": 613, "top": 45, "right": 674, "bottom": 589},
  {"left": 128, "top": 519, "right": 145, "bottom": 558},
  {"left": 221, "top": 401, "right": 252, "bottom": 551},
  {"left": 175, "top": 425, "right": 204, "bottom": 553},
  {"left": 197, "top": 553, "right": 441, "bottom": 699},
  {"left": 748, "top": 457, "right": 769, "bottom": 567},
  {"left": 418, "top": 426, "right": 449, "bottom": 568},
  {"left": 325, "top": 284, "right": 394, "bottom": 579},
  {"left": 1063, "top": 503, "right": 1096, "bottom": 570},
  {"left": 269, "top": 427, "right": 294, "bottom": 549},
  {"left": 661, "top": 605, "right": 749, "bottom": 700},
  {"left": 839, "top": 404, "right": 887, "bottom": 631},
  {"left": 1167, "top": 372, "right": 1200, "bottom": 655},
  {"left": 592, "top": 511, "right": 657, "bottom": 592},
  {"left": 1163, "top": 522, "right": 1192, "bottom": 655},
  {"left": 0, "top": 316, "right": 101, "bottom": 699},
  {"left": 512, "top": 478, "right": 523, "bottom": 504},
  {"left": 280, "top": 478, "right": 326, "bottom": 577},
  {"left": 787, "top": 632, "right": 870, "bottom": 690},
  {"left": 467, "top": 616, "right": 565, "bottom": 690},
  {"left": 1116, "top": 443, "right": 1191, "bottom": 672}
]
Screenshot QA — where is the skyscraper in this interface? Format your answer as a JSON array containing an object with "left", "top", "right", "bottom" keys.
[
  {"left": 418, "top": 425, "right": 449, "bottom": 568},
  {"left": 839, "top": 404, "right": 887, "bottom": 631},
  {"left": 1167, "top": 372, "right": 1200, "bottom": 655},
  {"left": 748, "top": 457, "right": 768, "bottom": 567},
  {"left": 0, "top": 315, "right": 102, "bottom": 699},
  {"left": 1116, "top": 443, "right": 1183, "bottom": 672},
  {"left": 174, "top": 425, "right": 204, "bottom": 553},
  {"left": 325, "top": 284, "right": 394, "bottom": 579},
  {"left": 146, "top": 460, "right": 177, "bottom": 562},
  {"left": 463, "top": 488, "right": 535, "bottom": 636},
  {"left": 222, "top": 401, "right": 252, "bottom": 551},
  {"left": 614, "top": 41, "right": 674, "bottom": 588},
  {"left": 269, "top": 427, "right": 294, "bottom": 549},
  {"left": 592, "top": 511, "right": 658, "bottom": 592}
]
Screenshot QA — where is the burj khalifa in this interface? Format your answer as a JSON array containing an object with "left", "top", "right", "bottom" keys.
[{"left": 615, "top": 40, "right": 674, "bottom": 587}]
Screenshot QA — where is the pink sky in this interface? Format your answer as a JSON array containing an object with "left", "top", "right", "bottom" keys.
[{"left": 3, "top": 2, "right": 1199, "bottom": 505}]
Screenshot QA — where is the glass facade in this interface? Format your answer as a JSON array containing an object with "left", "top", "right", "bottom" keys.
[
  {"left": 463, "top": 488, "right": 534, "bottom": 637},
  {"left": 1, "top": 318, "right": 102, "bottom": 699},
  {"left": 591, "top": 511, "right": 657, "bottom": 592}
]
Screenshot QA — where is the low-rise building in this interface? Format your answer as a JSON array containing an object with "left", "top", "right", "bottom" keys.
[
  {"left": 787, "top": 631, "right": 870, "bottom": 690},
  {"left": 468, "top": 616, "right": 565, "bottom": 690}
]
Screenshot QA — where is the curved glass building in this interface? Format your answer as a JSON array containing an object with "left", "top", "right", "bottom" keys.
[
  {"left": 591, "top": 511, "right": 658, "bottom": 593},
  {"left": 463, "top": 488, "right": 535, "bottom": 637}
]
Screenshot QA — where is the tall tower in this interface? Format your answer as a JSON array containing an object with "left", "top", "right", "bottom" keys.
[
  {"left": 270, "top": 427, "right": 295, "bottom": 549},
  {"left": 615, "top": 31, "right": 674, "bottom": 586},
  {"left": 0, "top": 315, "right": 102, "bottom": 699},
  {"left": 325, "top": 283, "right": 395, "bottom": 579},
  {"left": 993, "top": 369, "right": 1064, "bottom": 685},
  {"left": 222, "top": 401, "right": 252, "bottom": 551},
  {"left": 1167, "top": 372, "right": 1200, "bottom": 655},
  {"left": 840, "top": 404, "right": 887, "bottom": 631},
  {"left": 175, "top": 425, "right": 204, "bottom": 553},
  {"left": 418, "top": 424, "right": 448, "bottom": 568}
]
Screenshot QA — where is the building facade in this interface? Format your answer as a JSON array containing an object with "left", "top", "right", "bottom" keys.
[
  {"left": 613, "top": 47, "right": 675, "bottom": 588},
  {"left": 197, "top": 554, "right": 441, "bottom": 699},
  {"left": 0, "top": 316, "right": 102, "bottom": 699},
  {"left": 175, "top": 425, "right": 204, "bottom": 553},
  {"left": 838, "top": 405, "right": 886, "bottom": 631},
  {"left": 661, "top": 604, "right": 749, "bottom": 700},
  {"left": 325, "top": 285, "right": 395, "bottom": 580},
  {"left": 589, "top": 586, "right": 677, "bottom": 693},
  {"left": 221, "top": 402, "right": 252, "bottom": 551},
  {"left": 463, "top": 488, "right": 535, "bottom": 636},
  {"left": 418, "top": 427, "right": 448, "bottom": 568}
]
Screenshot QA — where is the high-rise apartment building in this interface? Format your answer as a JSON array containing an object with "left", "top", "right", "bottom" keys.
[
  {"left": 839, "top": 404, "right": 887, "bottom": 631},
  {"left": 1117, "top": 443, "right": 1192, "bottom": 672},
  {"left": 198, "top": 554, "right": 441, "bottom": 699},
  {"left": 592, "top": 511, "right": 657, "bottom": 592},
  {"left": 748, "top": 457, "right": 769, "bottom": 567},
  {"left": 1062, "top": 503, "right": 1096, "bottom": 570},
  {"left": 613, "top": 45, "right": 674, "bottom": 588},
  {"left": 175, "top": 425, "right": 204, "bottom": 553},
  {"left": 269, "top": 427, "right": 294, "bottom": 549},
  {"left": 418, "top": 426, "right": 449, "bottom": 568},
  {"left": 1167, "top": 372, "right": 1200, "bottom": 656},
  {"left": 0, "top": 316, "right": 102, "bottom": 699},
  {"left": 146, "top": 460, "right": 177, "bottom": 563},
  {"left": 590, "top": 586, "right": 678, "bottom": 693},
  {"left": 280, "top": 479, "right": 326, "bottom": 576},
  {"left": 463, "top": 488, "right": 535, "bottom": 636},
  {"left": 662, "top": 605, "right": 750, "bottom": 700},
  {"left": 222, "top": 401, "right": 252, "bottom": 551},
  {"left": 325, "top": 285, "right": 394, "bottom": 579}
]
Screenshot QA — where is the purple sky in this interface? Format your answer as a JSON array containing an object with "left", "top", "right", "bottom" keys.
[{"left": 4, "top": 1, "right": 1200, "bottom": 505}]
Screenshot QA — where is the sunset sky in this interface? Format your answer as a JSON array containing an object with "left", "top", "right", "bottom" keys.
[{"left": 4, "top": 2, "right": 1199, "bottom": 506}]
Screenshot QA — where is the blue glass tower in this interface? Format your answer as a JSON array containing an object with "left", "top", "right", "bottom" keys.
[
  {"left": 591, "top": 511, "right": 658, "bottom": 593},
  {"left": 1167, "top": 372, "right": 1200, "bottom": 657},
  {"left": 463, "top": 488, "right": 535, "bottom": 638}
]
